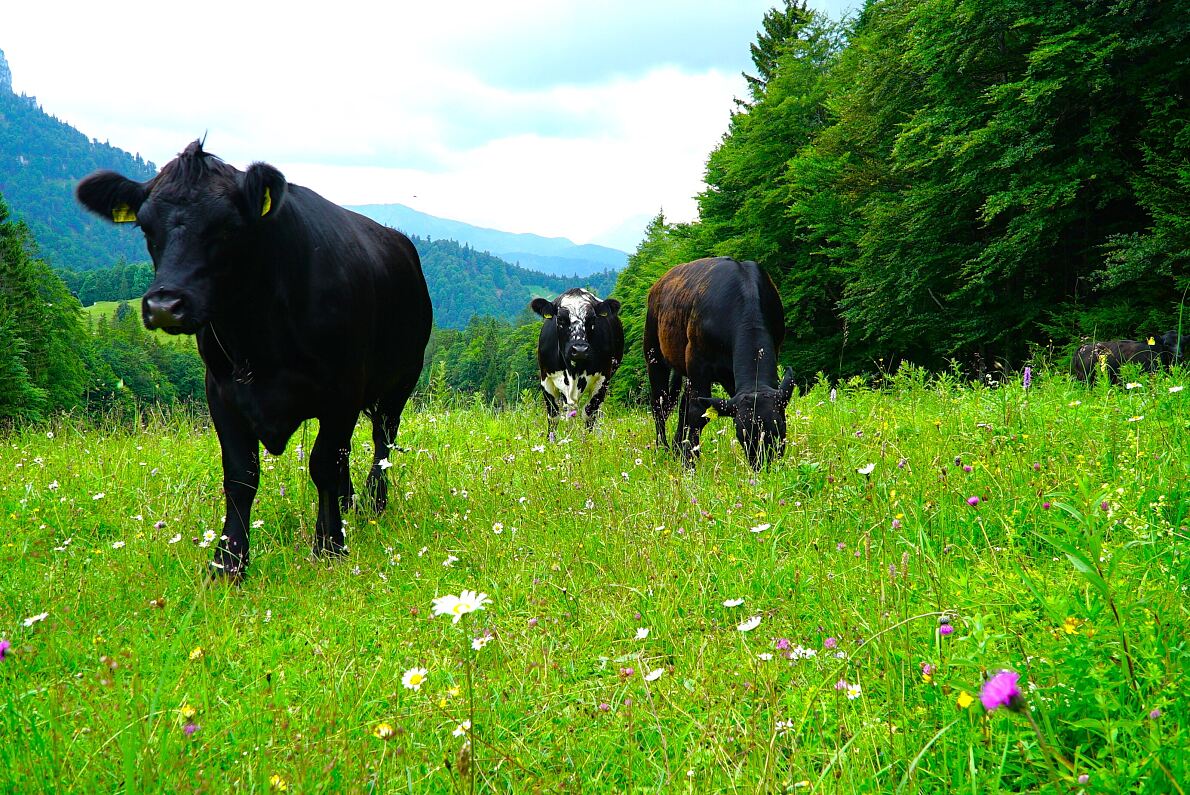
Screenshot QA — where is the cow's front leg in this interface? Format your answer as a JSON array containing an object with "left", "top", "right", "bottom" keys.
[
  {"left": 678, "top": 381, "right": 712, "bottom": 466},
  {"left": 541, "top": 387, "right": 561, "bottom": 441},
  {"left": 584, "top": 376, "right": 611, "bottom": 431},
  {"left": 310, "top": 414, "right": 358, "bottom": 558},
  {"left": 208, "top": 380, "right": 259, "bottom": 579}
]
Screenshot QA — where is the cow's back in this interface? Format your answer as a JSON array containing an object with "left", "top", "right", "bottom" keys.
[{"left": 647, "top": 257, "right": 782, "bottom": 375}]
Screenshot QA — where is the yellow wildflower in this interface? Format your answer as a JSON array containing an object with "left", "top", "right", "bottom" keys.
[{"left": 957, "top": 691, "right": 975, "bottom": 709}]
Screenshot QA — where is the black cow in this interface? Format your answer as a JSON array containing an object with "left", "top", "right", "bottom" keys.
[
  {"left": 1071, "top": 339, "right": 1162, "bottom": 384},
  {"left": 76, "top": 141, "right": 431, "bottom": 578},
  {"left": 530, "top": 289, "right": 623, "bottom": 437},
  {"left": 644, "top": 257, "right": 794, "bottom": 469},
  {"left": 1157, "top": 330, "right": 1187, "bottom": 366}
]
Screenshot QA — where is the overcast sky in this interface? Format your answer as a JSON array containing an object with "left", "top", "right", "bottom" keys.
[{"left": 5, "top": 1, "right": 853, "bottom": 252}]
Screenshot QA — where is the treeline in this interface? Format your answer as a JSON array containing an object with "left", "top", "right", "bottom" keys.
[
  {"left": 611, "top": 0, "right": 1188, "bottom": 399},
  {"left": 0, "top": 70, "right": 157, "bottom": 271},
  {"left": 58, "top": 261, "right": 154, "bottom": 306},
  {"left": 0, "top": 196, "right": 204, "bottom": 422},
  {"left": 419, "top": 315, "right": 542, "bottom": 406}
]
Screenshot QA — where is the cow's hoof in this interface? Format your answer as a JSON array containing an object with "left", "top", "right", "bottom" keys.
[
  {"left": 207, "top": 559, "right": 246, "bottom": 583},
  {"left": 313, "top": 541, "right": 348, "bottom": 559}
]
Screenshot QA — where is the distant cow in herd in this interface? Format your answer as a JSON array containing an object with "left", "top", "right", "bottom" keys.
[
  {"left": 645, "top": 257, "right": 795, "bottom": 469},
  {"left": 77, "top": 140, "right": 432, "bottom": 578},
  {"left": 1071, "top": 330, "right": 1185, "bottom": 384},
  {"left": 531, "top": 289, "right": 623, "bottom": 436}
]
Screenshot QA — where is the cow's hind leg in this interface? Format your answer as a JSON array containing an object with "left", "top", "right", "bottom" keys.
[
  {"left": 647, "top": 355, "right": 678, "bottom": 451},
  {"left": 364, "top": 372, "right": 419, "bottom": 513},
  {"left": 310, "top": 412, "right": 359, "bottom": 558}
]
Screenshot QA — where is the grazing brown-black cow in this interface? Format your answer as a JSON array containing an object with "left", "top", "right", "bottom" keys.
[
  {"left": 1071, "top": 338, "right": 1161, "bottom": 384},
  {"left": 644, "top": 257, "right": 794, "bottom": 469},
  {"left": 530, "top": 288, "right": 623, "bottom": 438},
  {"left": 77, "top": 141, "right": 431, "bottom": 578},
  {"left": 1157, "top": 330, "right": 1187, "bottom": 366}
]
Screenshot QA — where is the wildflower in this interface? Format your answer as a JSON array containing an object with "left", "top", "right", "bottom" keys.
[
  {"left": 619, "top": 667, "right": 635, "bottom": 679},
  {"left": 23, "top": 612, "right": 49, "bottom": 627},
  {"left": 527, "top": 617, "right": 538, "bottom": 628},
  {"left": 846, "top": 683, "right": 862, "bottom": 700},
  {"left": 1125, "top": 382, "right": 1141, "bottom": 390},
  {"left": 962, "top": 465, "right": 972, "bottom": 473},
  {"left": 183, "top": 722, "right": 199, "bottom": 736},
  {"left": 452, "top": 720, "right": 471, "bottom": 737},
  {"left": 897, "top": 458, "right": 907, "bottom": 469},
  {"left": 836, "top": 542, "right": 846, "bottom": 551},
  {"left": 757, "top": 653, "right": 774, "bottom": 661},
  {"left": 829, "top": 388, "right": 837, "bottom": 402},
  {"left": 938, "top": 617, "right": 955, "bottom": 636},
  {"left": 775, "top": 638, "right": 791, "bottom": 651},
  {"left": 1171, "top": 385, "right": 1184, "bottom": 393},
  {"left": 471, "top": 635, "right": 492, "bottom": 651},
  {"left": 644, "top": 668, "right": 665, "bottom": 682},
  {"left": 823, "top": 637, "right": 837, "bottom": 649},
  {"left": 168, "top": 533, "right": 182, "bottom": 544},
  {"left": 1022, "top": 367, "right": 1032, "bottom": 390},
  {"left": 0, "top": 638, "right": 9, "bottom": 661},
  {"left": 750, "top": 523, "right": 771, "bottom": 533},
  {"left": 373, "top": 722, "right": 395, "bottom": 740},
  {"left": 921, "top": 663, "right": 934, "bottom": 683},
  {"left": 635, "top": 627, "right": 649, "bottom": 640},
  {"left": 189, "top": 647, "right": 204, "bottom": 660},
  {"left": 980, "top": 670, "right": 1024, "bottom": 712},
  {"left": 737, "top": 615, "right": 762, "bottom": 632},
  {"left": 92, "top": 492, "right": 105, "bottom": 500},
  {"left": 1068, "top": 400, "right": 1081, "bottom": 407},
  {"left": 598, "top": 702, "right": 611, "bottom": 712},
  {"left": 180, "top": 704, "right": 197, "bottom": 720},
  {"left": 1042, "top": 502, "right": 1051, "bottom": 510},
  {"left": 1127, "top": 415, "right": 1144, "bottom": 423},
  {"left": 431, "top": 590, "right": 492, "bottom": 623},
  {"left": 442, "top": 554, "right": 459, "bottom": 567},
  {"left": 1062, "top": 617, "right": 1082, "bottom": 635},
  {"left": 269, "top": 774, "right": 288, "bottom": 791},
  {"left": 835, "top": 679, "right": 848, "bottom": 691},
  {"left": 966, "top": 496, "right": 980, "bottom": 507},
  {"left": 378, "top": 458, "right": 393, "bottom": 470},
  {"left": 402, "top": 667, "right": 428, "bottom": 690},
  {"left": 1100, "top": 501, "right": 1110, "bottom": 512},
  {"left": 857, "top": 463, "right": 875, "bottom": 476},
  {"left": 891, "top": 518, "right": 901, "bottom": 529},
  {"left": 1078, "top": 774, "right": 1089, "bottom": 786},
  {"left": 1149, "top": 708, "right": 1162, "bottom": 720},
  {"left": 111, "top": 540, "right": 125, "bottom": 549},
  {"left": 491, "top": 522, "right": 503, "bottom": 534},
  {"left": 775, "top": 718, "right": 794, "bottom": 735},
  {"left": 722, "top": 598, "right": 745, "bottom": 607},
  {"left": 956, "top": 691, "right": 975, "bottom": 709}
]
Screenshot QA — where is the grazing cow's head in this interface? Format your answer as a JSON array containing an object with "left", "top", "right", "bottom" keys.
[
  {"left": 1158, "top": 330, "right": 1186, "bottom": 363},
  {"left": 531, "top": 290, "right": 621, "bottom": 370},
  {"left": 696, "top": 371, "right": 796, "bottom": 469},
  {"left": 76, "top": 140, "right": 288, "bottom": 334}
]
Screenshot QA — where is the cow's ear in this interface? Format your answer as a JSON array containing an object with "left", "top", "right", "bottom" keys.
[
  {"left": 76, "top": 171, "right": 147, "bottom": 224},
  {"left": 595, "top": 298, "right": 621, "bottom": 318},
  {"left": 530, "top": 297, "right": 555, "bottom": 319},
  {"left": 778, "top": 369, "right": 796, "bottom": 405},
  {"left": 242, "top": 162, "right": 288, "bottom": 221},
  {"left": 694, "top": 396, "right": 735, "bottom": 419}
]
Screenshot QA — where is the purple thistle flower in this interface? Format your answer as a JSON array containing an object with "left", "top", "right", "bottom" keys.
[
  {"left": 835, "top": 679, "right": 848, "bottom": 691},
  {"left": 598, "top": 703, "right": 611, "bottom": 712},
  {"left": 1022, "top": 366, "right": 1032, "bottom": 390},
  {"left": 1042, "top": 501, "right": 1051, "bottom": 510},
  {"left": 183, "top": 722, "right": 199, "bottom": 736},
  {"left": 921, "top": 662, "right": 935, "bottom": 677},
  {"left": 1149, "top": 708, "right": 1162, "bottom": 720},
  {"left": 1077, "top": 774, "right": 1089, "bottom": 785},
  {"left": 980, "top": 670, "right": 1025, "bottom": 712},
  {"left": 1100, "top": 501, "right": 1109, "bottom": 512},
  {"left": 1032, "top": 462, "right": 1041, "bottom": 471},
  {"left": 897, "top": 458, "right": 908, "bottom": 469},
  {"left": 967, "top": 496, "right": 980, "bottom": 507},
  {"left": 891, "top": 518, "right": 901, "bottom": 529},
  {"left": 939, "top": 624, "right": 954, "bottom": 636},
  {"left": 962, "top": 465, "right": 973, "bottom": 473},
  {"left": 0, "top": 638, "right": 9, "bottom": 661},
  {"left": 775, "top": 638, "right": 791, "bottom": 651},
  {"left": 823, "top": 637, "right": 837, "bottom": 649}
]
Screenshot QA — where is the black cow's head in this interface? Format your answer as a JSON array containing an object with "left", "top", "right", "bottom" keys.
[
  {"left": 531, "top": 290, "right": 621, "bottom": 370},
  {"left": 1158, "top": 330, "right": 1186, "bottom": 364},
  {"left": 696, "top": 370, "right": 796, "bottom": 469},
  {"left": 76, "top": 140, "right": 288, "bottom": 334}
]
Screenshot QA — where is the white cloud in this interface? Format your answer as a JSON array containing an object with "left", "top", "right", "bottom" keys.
[{"left": 3, "top": 0, "right": 854, "bottom": 249}]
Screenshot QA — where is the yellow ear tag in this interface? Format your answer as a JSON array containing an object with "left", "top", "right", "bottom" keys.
[
  {"left": 112, "top": 203, "right": 136, "bottom": 223},
  {"left": 261, "top": 187, "right": 272, "bottom": 217},
  {"left": 702, "top": 406, "right": 719, "bottom": 420},
  {"left": 1147, "top": 337, "right": 1156, "bottom": 346},
  {"left": 543, "top": 314, "right": 553, "bottom": 319},
  {"left": 598, "top": 311, "right": 609, "bottom": 317}
]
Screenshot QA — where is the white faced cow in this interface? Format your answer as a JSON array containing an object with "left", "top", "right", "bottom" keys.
[{"left": 530, "top": 289, "right": 623, "bottom": 438}]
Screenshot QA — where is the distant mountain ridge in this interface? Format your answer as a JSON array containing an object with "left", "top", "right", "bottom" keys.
[
  {"left": 348, "top": 203, "right": 628, "bottom": 278},
  {"left": 0, "top": 48, "right": 157, "bottom": 271}
]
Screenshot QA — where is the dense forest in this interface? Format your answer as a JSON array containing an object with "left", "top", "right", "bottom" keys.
[{"left": 610, "top": 0, "right": 1188, "bottom": 399}]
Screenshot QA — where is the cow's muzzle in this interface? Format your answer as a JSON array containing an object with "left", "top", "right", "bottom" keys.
[
  {"left": 568, "top": 342, "right": 590, "bottom": 365},
  {"left": 143, "top": 290, "right": 187, "bottom": 332}
]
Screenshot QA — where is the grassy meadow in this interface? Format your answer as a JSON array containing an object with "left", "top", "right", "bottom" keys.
[{"left": 0, "top": 365, "right": 1187, "bottom": 793}]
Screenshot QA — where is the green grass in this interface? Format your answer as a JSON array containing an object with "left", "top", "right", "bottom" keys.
[
  {"left": 83, "top": 301, "right": 197, "bottom": 350},
  {"left": 1, "top": 365, "right": 1187, "bottom": 793}
]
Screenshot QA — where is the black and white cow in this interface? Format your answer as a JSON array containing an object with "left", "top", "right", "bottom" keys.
[
  {"left": 76, "top": 141, "right": 432, "bottom": 578},
  {"left": 530, "top": 289, "right": 623, "bottom": 436}
]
